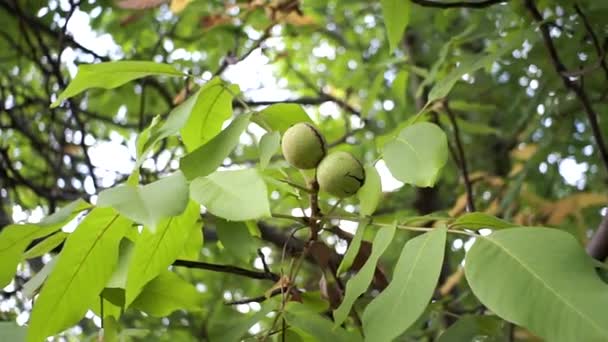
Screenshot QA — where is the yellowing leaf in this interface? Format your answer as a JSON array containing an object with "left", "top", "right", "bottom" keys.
[
  {"left": 170, "top": 0, "right": 191, "bottom": 13},
  {"left": 543, "top": 193, "right": 608, "bottom": 226},
  {"left": 283, "top": 12, "right": 315, "bottom": 26},
  {"left": 449, "top": 194, "right": 468, "bottom": 217},
  {"left": 510, "top": 143, "right": 538, "bottom": 160}
]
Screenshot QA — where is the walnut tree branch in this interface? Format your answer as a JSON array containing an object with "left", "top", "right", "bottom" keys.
[
  {"left": 525, "top": 0, "right": 608, "bottom": 260},
  {"left": 172, "top": 259, "right": 280, "bottom": 282}
]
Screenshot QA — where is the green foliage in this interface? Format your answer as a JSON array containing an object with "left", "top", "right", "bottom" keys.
[
  {"left": 180, "top": 113, "right": 252, "bottom": 180},
  {"left": 50, "top": 61, "right": 184, "bottom": 107},
  {"left": 333, "top": 223, "right": 396, "bottom": 326},
  {"left": 357, "top": 165, "right": 382, "bottom": 216},
  {"left": 190, "top": 169, "right": 270, "bottom": 221},
  {"left": 465, "top": 228, "right": 608, "bottom": 341},
  {"left": 337, "top": 221, "right": 368, "bottom": 276},
  {"left": 381, "top": 0, "right": 411, "bottom": 53},
  {"left": 285, "top": 303, "right": 362, "bottom": 342},
  {"left": 0, "top": 199, "right": 89, "bottom": 287},
  {"left": 383, "top": 122, "right": 448, "bottom": 187},
  {"left": 97, "top": 171, "right": 189, "bottom": 229},
  {"left": 362, "top": 227, "right": 447, "bottom": 341},
  {"left": 451, "top": 212, "right": 517, "bottom": 231},
  {"left": 130, "top": 271, "right": 203, "bottom": 317},
  {"left": 27, "top": 208, "right": 130, "bottom": 342},
  {"left": 258, "top": 131, "right": 281, "bottom": 169},
  {"left": 0, "top": 322, "right": 26, "bottom": 342},
  {"left": 215, "top": 219, "right": 257, "bottom": 261},
  {"left": 180, "top": 78, "right": 239, "bottom": 152},
  {"left": 3, "top": 1, "right": 608, "bottom": 341},
  {"left": 253, "top": 104, "right": 313, "bottom": 133},
  {"left": 437, "top": 315, "right": 507, "bottom": 342},
  {"left": 125, "top": 201, "right": 200, "bottom": 305}
]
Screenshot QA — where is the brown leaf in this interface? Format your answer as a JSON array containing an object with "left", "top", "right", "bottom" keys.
[
  {"left": 265, "top": 275, "right": 292, "bottom": 299},
  {"left": 309, "top": 240, "right": 332, "bottom": 269},
  {"left": 510, "top": 143, "right": 538, "bottom": 160},
  {"left": 116, "top": 0, "right": 166, "bottom": 10},
  {"left": 543, "top": 193, "right": 608, "bottom": 225},
  {"left": 319, "top": 274, "right": 341, "bottom": 309},
  {"left": 172, "top": 80, "right": 194, "bottom": 105},
  {"left": 350, "top": 241, "right": 372, "bottom": 271},
  {"left": 200, "top": 14, "right": 232, "bottom": 30},
  {"left": 119, "top": 13, "right": 145, "bottom": 27},
  {"left": 449, "top": 193, "right": 468, "bottom": 217}
]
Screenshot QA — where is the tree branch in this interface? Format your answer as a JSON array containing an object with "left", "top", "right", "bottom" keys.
[
  {"left": 525, "top": 0, "right": 608, "bottom": 261},
  {"left": 173, "top": 259, "right": 280, "bottom": 281},
  {"left": 410, "top": 0, "right": 509, "bottom": 9},
  {"left": 445, "top": 102, "right": 476, "bottom": 212}
]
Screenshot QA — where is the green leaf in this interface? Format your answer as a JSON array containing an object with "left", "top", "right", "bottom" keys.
[
  {"left": 216, "top": 219, "right": 257, "bottom": 261},
  {"left": 0, "top": 224, "right": 48, "bottom": 287},
  {"left": 106, "top": 238, "right": 136, "bottom": 289},
  {"left": 38, "top": 199, "right": 91, "bottom": 226},
  {"left": 23, "top": 232, "right": 68, "bottom": 259},
  {"left": 392, "top": 70, "right": 409, "bottom": 106},
  {"left": 23, "top": 258, "right": 56, "bottom": 298},
  {"left": 333, "top": 223, "right": 396, "bottom": 326},
  {"left": 337, "top": 221, "right": 368, "bottom": 276},
  {"left": 465, "top": 228, "right": 608, "bottom": 342},
  {"left": 92, "top": 289, "right": 123, "bottom": 321},
  {"left": 0, "top": 322, "right": 26, "bottom": 342},
  {"left": 439, "top": 114, "right": 500, "bottom": 136},
  {"left": 427, "top": 28, "right": 534, "bottom": 104},
  {"left": 0, "top": 199, "right": 88, "bottom": 288},
  {"left": 209, "top": 305, "right": 273, "bottom": 342},
  {"left": 27, "top": 208, "right": 130, "bottom": 342},
  {"left": 437, "top": 315, "right": 507, "bottom": 342},
  {"left": 258, "top": 131, "right": 280, "bottom": 169},
  {"left": 180, "top": 78, "right": 239, "bottom": 152},
  {"left": 190, "top": 169, "right": 270, "bottom": 221},
  {"left": 180, "top": 113, "right": 251, "bottom": 180},
  {"left": 381, "top": 0, "right": 411, "bottom": 53},
  {"left": 51, "top": 61, "right": 184, "bottom": 107},
  {"left": 382, "top": 122, "right": 448, "bottom": 187},
  {"left": 361, "top": 72, "right": 384, "bottom": 118},
  {"left": 125, "top": 201, "right": 200, "bottom": 305},
  {"left": 253, "top": 104, "right": 312, "bottom": 133},
  {"left": 179, "top": 221, "right": 203, "bottom": 260},
  {"left": 362, "top": 227, "right": 447, "bottom": 341},
  {"left": 97, "top": 171, "right": 189, "bottom": 229},
  {"left": 358, "top": 165, "right": 382, "bottom": 216},
  {"left": 130, "top": 271, "right": 202, "bottom": 317},
  {"left": 101, "top": 316, "right": 119, "bottom": 342},
  {"left": 285, "top": 303, "right": 362, "bottom": 342},
  {"left": 451, "top": 213, "right": 517, "bottom": 231}
]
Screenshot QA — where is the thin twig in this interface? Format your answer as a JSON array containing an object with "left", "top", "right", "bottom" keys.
[
  {"left": 573, "top": 4, "right": 608, "bottom": 81},
  {"left": 444, "top": 102, "right": 475, "bottom": 212},
  {"left": 173, "top": 259, "right": 280, "bottom": 281},
  {"left": 410, "top": 0, "right": 509, "bottom": 9},
  {"left": 524, "top": 0, "right": 608, "bottom": 261}
]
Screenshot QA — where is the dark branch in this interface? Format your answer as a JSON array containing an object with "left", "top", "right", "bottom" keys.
[
  {"left": 172, "top": 259, "right": 280, "bottom": 282},
  {"left": 410, "top": 0, "right": 509, "bottom": 9},
  {"left": 587, "top": 215, "right": 608, "bottom": 261},
  {"left": 525, "top": 0, "right": 608, "bottom": 261},
  {"left": 573, "top": 4, "right": 608, "bottom": 81},
  {"left": 224, "top": 287, "right": 293, "bottom": 305},
  {"left": 445, "top": 102, "right": 475, "bottom": 212}
]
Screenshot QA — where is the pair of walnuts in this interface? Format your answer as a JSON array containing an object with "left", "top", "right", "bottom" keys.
[{"left": 281, "top": 123, "right": 365, "bottom": 198}]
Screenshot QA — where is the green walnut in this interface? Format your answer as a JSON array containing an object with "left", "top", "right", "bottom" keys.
[
  {"left": 281, "top": 123, "right": 327, "bottom": 169},
  {"left": 317, "top": 151, "right": 366, "bottom": 198}
]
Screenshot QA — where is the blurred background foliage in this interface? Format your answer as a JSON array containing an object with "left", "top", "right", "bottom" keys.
[{"left": 1, "top": 0, "right": 608, "bottom": 340}]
